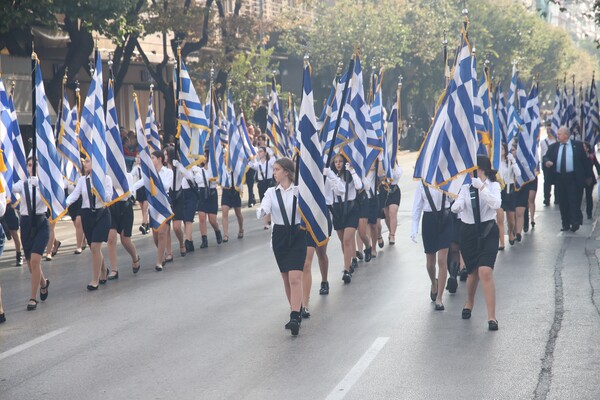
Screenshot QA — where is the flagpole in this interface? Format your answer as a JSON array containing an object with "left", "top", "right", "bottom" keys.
[
  {"left": 396, "top": 76, "right": 402, "bottom": 155},
  {"left": 325, "top": 56, "right": 355, "bottom": 168},
  {"left": 31, "top": 45, "right": 37, "bottom": 227}
]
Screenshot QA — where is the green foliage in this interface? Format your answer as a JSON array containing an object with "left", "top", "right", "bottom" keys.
[{"left": 0, "top": 0, "right": 55, "bottom": 35}]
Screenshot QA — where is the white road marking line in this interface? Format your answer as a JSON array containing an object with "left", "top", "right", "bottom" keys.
[
  {"left": 325, "top": 337, "right": 389, "bottom": 400},
  {"left": 0, "top": 327, "right": 69, "bottom": 361}
]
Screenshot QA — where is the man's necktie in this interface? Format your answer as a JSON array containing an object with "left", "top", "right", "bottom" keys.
[{"left": 560, "top": 143, "right": 567, "bottom": 174}]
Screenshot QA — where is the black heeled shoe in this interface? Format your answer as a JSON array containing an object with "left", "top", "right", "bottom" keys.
[
  {"left": 40, "top": 279, "right": 50, "bottom": 301},
  {"left": 435, "top": 303, "right": 445, "bottom": 311},
  {"left": 0, "top": 313, "right": 5, "bottom": 323},
  {"left": 488, "top": 320, "right": 499, "bottom": 331},
  {"left": 462, "top": 307, "right": 472, "bottom": 319},
  {"left": 515, "top": 233, "right": 522, "bottom": 242},
  {"left": 132, "top": 256, "right": 141, "bottom": 274},
  {"left": 364, "top": 247, "right": 372, "bottom": 262},
  {"left": 27, "top": 299, "right": 38, "bottom": 311},
  {"left": 319, "top": 281, "right": 329, "bottom": 295},
  {"left": 355, "top": 251, "right": 363, "bottom": 261},
  {"left": 87, "top": 284, "right": 99, "bottom": 291},
  {"left": 107, "top": 271, "right": 119, "bottom": 280},
  {"left": 342, "top": 270, "right": 352, "bottom": 284}
]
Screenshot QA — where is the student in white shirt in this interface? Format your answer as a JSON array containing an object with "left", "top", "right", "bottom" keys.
[
  {"left": 451, "top": 155, "right": 502, "bottom": 331},
  {"left": 12, "top": 157, "right": 51, "bottom": 310},
  {"left": 249, "top": 146, "right": 276, "bottom": 229},
  {"left": 256, "top": 157, "right": 306, "bottom": 336},
  {"left": 195, "top": 149, "right": 222, "bottom": 248},
  {"left": 132, "top": 154, "right": 150, "bottom": 234},
  {"left": 150, "top": 150, "right": 172, "bottom": 271},
  {"left": 66, "top": 157, "right": 113, "bottom": 290}
]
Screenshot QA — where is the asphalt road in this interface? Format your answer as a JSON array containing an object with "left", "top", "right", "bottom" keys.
[{"left": 1, "top": 151, "right": 599, "bottom": 400}]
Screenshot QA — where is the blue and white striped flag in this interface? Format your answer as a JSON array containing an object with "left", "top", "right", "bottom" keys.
[
  {"left": 473, "top": 58, "right": 488, "bottom": 157},
  {"left": 227, "top": 91, "right": 248, "bottom": 192},
  {"left": 266, "top": 77, "right": 289, "bottom": 157},
  {"left": 145, "top": 88, "right": 161, "bottom": 152},
  {"left": 79, "top": 52, "right": 108, "bottom": 204},
  {"left": 383, "top": 98, "right": 399, "bottom": 179},
  {"left": 366, "top": 68, "right": 384, "bottom": 174},
  {"left": 413, "top": 30, "right": 478, "bottom": 196},
  {"left": 206, "top": 88, "right": 219, "bottom": 180},
  {"left": 237, "top": 111, "right": 256, "bottom": 159},
  {"left": 0, "top": 78, "right": 14, "bottom": 198},
  {"left": 8, "top": 90, "right": 28, "bottom": 193},
  {"left": 298, "top": 62, "right": 331, "bottom": 246},
  {"left": 550, "top": 85, "right": 560, "bottom": 140},
  {"left": 521, "top": 83, "right": 540, "bottom": 175},
  {"left": 134, "top": 94, "right": 173, "bottom": 229},
  {"left": 322, "top": 73, "right": 348, "bottom": 163},
  {"left": 586, "top": 77, "right": 599, "bottom": 145},
  {"left": 338, "top": 55, "right": 369, "bottom": 181},
  {"left": 177, "top": 60, "right": 209, "bottom": 168},
  {"left": 57, "top": 90, "right": 81, "bottom": 184},
  {"left": 495, "top": 84, "right": 508, "bottom": 144},
  {"left": 106, "top": 78, "right": 131, "bottom": 203},
  {"left": 34, "top": 58, "right": 67, "bottom": 221}
]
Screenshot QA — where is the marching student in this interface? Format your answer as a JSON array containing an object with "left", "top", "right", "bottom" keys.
[
  {"left": 498, "top": 144, "right": 521, "bottom": 246},
  {"left": 330, "top": 153, "right": 363, "bottom": 284},
  {"left": 248, "top": 146, "right": 275, "bottom": 229},
  {"left": 2, "top": 203, "right": 23, "bottom": 265},
  {"left": 411, "top": 181, "right": 453, "bottom": 310},
  {"left": 196, "top": 148, "right": 222, "bottom": 248},
  {"left": 64, "top": 169, "right": 86, "bottom": 255},
  {"left": 381, "top": 164, "right": 402, "bottom": 245},
  {"left": 451, "top": 155, "right": 502, "bottom": 331},
  {"left": 172, "top": 160, "right": 201, "bottom": 253},
  {"left": 150, "top": 150, "right": 172, "bottom": 270},
  {"left": 66, "top": 157, "right": 113, "bottom": 290},
  {"left": 164, "top": 147, "right": 185, "bottom": 258},
  {"left": 220, "top": 175, "right": 244, "bottom": 242},
  {"left": 132, "top": 155, "right": 150, "bottom": 234},
  {"left": 106, "top": 172, "right": 141, "bottom": 279},
  {"left": 257, "top": 157, "right": 306, "bottom": 336},
  {"left": 12, "top": 158, "right": 51, "bottom": 309}
]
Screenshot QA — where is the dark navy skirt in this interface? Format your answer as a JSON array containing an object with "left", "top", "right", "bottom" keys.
[
  {"left": 183, "top": 188, "right": 198, "bottom": 222},
  {"left": 197, "top": 188, "right": 218, "bottom": 214},
  {"left": 272, "top": 224, "right": 306, "bottom": 272},
  {"left": 459, "top": 220, "right": 499, "bottom": 274},
  {"left": 221, "top": 187, "right": 242, "bottom": 208},
  {"left": 109, "top": 201, "right": 134, "bottom": 237},
  {"left": 20, "top": 215, "right": 50, "bottom": 259},
  {"left": 3, "top": 205, "right": 20, "bottom": 231},
  {"left": 421, "top": 211, "right": 453, "bottom": 254},
  {"left": 81, "top": 208, "right": 111, "bottom": 245},
  {"left": 331, "top": 201, "right": 360, "bottom": 231}
]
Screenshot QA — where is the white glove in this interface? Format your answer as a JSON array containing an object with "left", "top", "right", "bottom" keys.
[
  {"left": 346, "top": 163, "right": 355, "bottom": 174},
  {"left": 30, "top": 176, "right": 39, "bottom": 187},
  {"left": 172, "top": 160, "right": 180, "bottom": 168},
  {"left": 410, "top": 232, "right": 418, "bottom": 243},
  {"left": 323, "top": 167, "right": 336, "bottom": 179},
  {"left": 292, "top": 186, "right": 299, "bottom": 197},
  {"left": 507, "top": 153, "right": 515, "bottom": 163},
  {"left": 471, "top": 177, "right": 484, "bottom": 189},
  {"left": 256, "top": 208, "right": 266, "bottom": 219}
]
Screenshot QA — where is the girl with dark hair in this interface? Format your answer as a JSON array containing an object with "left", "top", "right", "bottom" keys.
[
  {"left": 196, "top": 149, "right": 222, "bottom": 248},
  {"left": 12, "top": 158, "right": 49, "bottom": 309},
  {"left": 150, "top": 150, "right": 173, "bottom": 270},
  {"left": 164, "top": 147, "right": 185, "bottom": 257},
  {"left": 248, "top": 146, "right": 276, "bottom": 229},
  {"left": 66, "top": 157, "right": 113, "bottom": 290},
  {"left": 451, "top": 155, "right": 502, "bottom": 331},
  {"left": 330, "top": 153, "right": 363, "bottom": 284},
  {"left": 257, "top": 157, "right": 306, "bottom": 335}
]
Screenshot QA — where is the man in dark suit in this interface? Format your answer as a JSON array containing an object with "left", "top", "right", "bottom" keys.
[{"left": 543, "top": 126, "right": 591, "bottom": 232}]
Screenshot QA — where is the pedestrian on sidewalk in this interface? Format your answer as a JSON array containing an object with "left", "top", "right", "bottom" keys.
[
  {"left": 451, "top": 155, "right": 502, "bottom": 331},
  {"left": 256, "top": 157, "right": 306, "bottom": 336}
]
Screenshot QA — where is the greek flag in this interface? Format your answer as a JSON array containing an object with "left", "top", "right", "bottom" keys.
[
  {"left": 9, "top": 91, "right": 28, "bottom": 195},
  {"left": 318, "top": 76, "right": 337, "bottom": 142},
  {"left": 79, "top": 52, "right": 108, "bottom": 204},
  {"left": 134, "top": 94, "right": 173, "bottom": 229},
  {"left": 476, "top": 67, "right": 501, "bottom": 171},
  {"left": 322, "top": 73, "right": 348, "bottom": 163},
  {"left": 266, "top": 78, "right": 289, "bottom": 157},
  {"left": 146, "top": 89, "right": 161, "bottom": 152},
  {"left": 227, "top": 92, "right": 248, "bottom": 192},
  {"left": 506, "top": 65, "right": 524, "bottom": 145},
  {"left": 177, "top": 60, "right": 209, "bottom": 168},
  {"left": 57, "top": 90, "right": 81, "bottom": 183},
  {"left": 34, "top": 58, "right": 67, "bottom": 221},
  {"left": 338, "top": 54, "right": 369, "bottom": 180},
  {"left": 206, "top": 88, "right": 219, "bottom": 180},
  {"left": 106, "top": 79, "right": 131, "bottom": 203},
  {"left": 550, "top": 85, "right": 561, "bottom": 140},
  {"left": 383, "top": 99, "right": 399, "bottom": 179},
  {"left": 366, "top": 68, "right": 384, "bottom": 174},
  {"left": 237, "top": 111, "right": 256, "bottom": 158},
  {"left": 473, "top": 59, "right": 488, "bottom": 156},
  {"left": 586, "top": 77, "right": 600, "bottom": 145},
  {"left": 495, "top": 84, "right": 508, "bottom": 143},
  {"left": 0, "top": 79, "right": 13, "bottom": 197},
  {"left": 298, "top": 62, "right": 331, "bottom": 246},
  {"left": 413, "top": 30, "right": 478, "bottom": 196},
  {"left": 514, "top": 83, "right": 539, "bottom": 189}
]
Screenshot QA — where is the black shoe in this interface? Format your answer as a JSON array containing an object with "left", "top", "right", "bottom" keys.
[
  {"left": 342, "top": 270, "right": 352, "bottom": 284},
  {"left": 27, "top": 299, "right": 38, "bottom": 311},
  {"left": 488, "top": 320, "right": 499, "bottom": 331},
  {"left": 531, "top": 221, "right": 536, "bottom": 228},
  {"left": 40, "top": 279, "right": 50, "bottom": 301},
  {"left": 200, "top": 235, "right": 208, "bottom": 249},
  {"left": 509, "top": 239, "right": 515, "bottom": 245},
  {"left": 459, "top": 268, "right": 468, "bottom": 282},
  {"left": 155, "top": 264, "right": 163, "bottom": 271},
  {"left": 301, "top": 307, "right": 311, "bottom": 319},
  {"left": 0, "top": 313, "right": 5, "bottom": 323},
  {"left": 446, "top": 277, "right": 458, "bottom": 294},
  {"left": 462, "top": 307, "right": 472, "bottom": 319},
  {"left": 319, "top": 281, "right": 329, "bottom": 295},
  {"left": 87, "top": 284, "right": 99, "bottom": 291},
  {"left": 288, "top": 311, "right": 301, "bottom": 336},
  {"left": 215, "top": 230, "right": 223, "bottom": 244},
  {"left": 364, "top": 247, "right": 372, "bottom": 262},
  {"left": 430, "top": 279, "right": 438, "bottom": 302},
  {"left": 350, "top": 258, "right": 358, "bottom": 274},
  {"left": 16, "top": 251, "right": 23, "bottom": 266},
  {"left": 185, "top": 240, "right": 195, "bottom": 253},
  {"left": 355, "top": 251, "right": 363, "bottom": 261},
  {"left": 377, "top": 236, "right": 384, "bottom": 249},
  {"left": 107, "top": 271, "right": 119, "bottom": 280},
  {"left": 515, "top": 233, "right": 522, "bottom": 242},
  {"left": 560, "top": 226, "right": 569, "bottom": 232},
  {"left": 132, "top": 256, "right": 141, "bottom": 274},
  {"left": 523, "top": 225, "right": 529, "bottom": 233},
  {"left": 543, "top": 200, "right": 550, "bottom": 206},
  {"left": 498, "top": 246, "right": 505, "bottom": 251},
  {"left": 51, "top": 240, "right": 62, "bottom": 257},
  {"left": 139, "top": 224, "right": 148, "bottom": 235},
  {"left": 571, "top": 224, "right": 580, "bottom": 232},
  {"left": 435, "top": 303, "right": 445, "bottom": 311}
]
